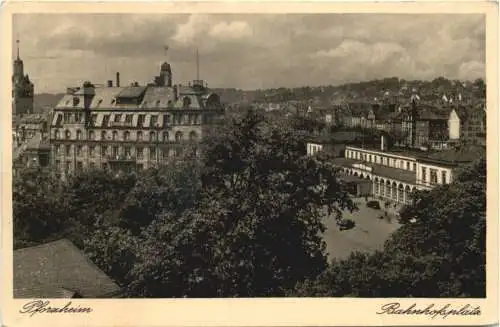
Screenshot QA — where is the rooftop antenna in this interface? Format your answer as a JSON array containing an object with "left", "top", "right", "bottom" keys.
[
  {"left": 196, "top": 47, "right": 199, "bottom": 81},
  {"left": 16, "top": 35, "right": 20, "bottom": 59},
  {"left": 164, "top": 45, "right": 169, "bottom": 59}
]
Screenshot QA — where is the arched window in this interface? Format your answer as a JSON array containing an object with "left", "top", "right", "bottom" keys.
[
  {"left": 101, "top": 131, "right": 107, "bottom": 140},
  {"left": 149, "top": 131, "right": 157, "bottom": 142},
  {"left": 189, "top": 131, "right": 198, "bottom": 141},
  {"left": 137, "top": 131, "right": 143, "bottom": 141},
  {"left": 54, "top": 129, "right": 60, "bottom": 140},
  {"left": 76, "top": 130, "right": 83, "bottom": 140},
  {"left": 124, "top": 131, "right": 130, "bottom": 141},
  {"left": 112, "top": 131, "right": 118, "bottom": 141},
  {"left": 89, "top": 130, "right": 95, "bottom": 140},
  {"left": 175, "top": 131, "right": 183, "bottom": 142},
  {"left": 65, "top": 130, "right": 71, "bottom": 139},
  {"left": 163, "top": 131, "right": 169, "bottom": 142}
]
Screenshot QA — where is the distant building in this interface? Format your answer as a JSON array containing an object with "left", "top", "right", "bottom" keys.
[
  {"left": 12, "top": 39, "right": 34, "bottom": 116},
  {"left": 13, "top": 133, "right": 51, "bottom": 176},
  {"left": 14, "top": 239, "right": 121, "bottom": 298},
  {"left": 317, "top": 136, "right": 481, "bottom": 204},
  {"left": 49, "top": 58, "right": 225, "bottom": 175},
  {"left": 14, "top": 113, "right": 49, "bottom": 146}
]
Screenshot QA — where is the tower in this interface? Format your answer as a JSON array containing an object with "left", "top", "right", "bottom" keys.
[
  {"left": 12, "top": 38, "right": 34, "bottom": 116},
  {"left": 160, "top": 61, "right": 172, "bottom": 87}
]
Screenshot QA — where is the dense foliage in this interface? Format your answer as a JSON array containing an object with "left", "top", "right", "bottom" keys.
[
  {"left": 13, "top": 109, "right": 486, "bottom": 297},
  {"left": 293, "top": 157, "right": 486, "bottom": 297},
  {"left": 13, "top": 110, "right": 354, "bottom": 297}
]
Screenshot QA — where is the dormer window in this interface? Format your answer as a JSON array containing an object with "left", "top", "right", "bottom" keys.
[
  {"left": 183, "top": 97, "right": 191, "bottom": 108},
  {"left": 73, "top": 97, "right": 80, "bottom": 106}
]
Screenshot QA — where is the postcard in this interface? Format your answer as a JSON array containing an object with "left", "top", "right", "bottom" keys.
[{"left": 1, "top": 1, "right": 498, "bottom": 327}]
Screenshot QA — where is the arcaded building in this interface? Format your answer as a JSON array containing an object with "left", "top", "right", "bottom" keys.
[{"left": 49, "top": 60, "right": 225, "bottom": 174}]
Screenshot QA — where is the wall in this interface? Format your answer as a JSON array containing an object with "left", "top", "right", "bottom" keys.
[{"left": 448, "top": 109, "right": 461, "bottom": 140}]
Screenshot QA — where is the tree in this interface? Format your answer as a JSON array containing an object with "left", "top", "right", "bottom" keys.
[
  {"left": 118, "top": 162, "right": 201, "bottom": 234},
  {"left": 13, "top": 167, "right": 67, "bottom": 249},
  {"left": 127, "top": 109, "right": 354, "bottom": 297},
  {"left": 294, "top": 156, "right": 486, "bottom": 297}
]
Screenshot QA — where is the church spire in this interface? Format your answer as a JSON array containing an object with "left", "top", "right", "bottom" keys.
[{"left": 16, "top": 37, "right": 20, "bottom": 60}]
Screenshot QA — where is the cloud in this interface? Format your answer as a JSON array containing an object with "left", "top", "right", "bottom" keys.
[
  {"left": 12, "top": 13, "right": 485, "bottom": 93},
  {"left": 209, "top": 21, "right": 253, "bottom": 40}
]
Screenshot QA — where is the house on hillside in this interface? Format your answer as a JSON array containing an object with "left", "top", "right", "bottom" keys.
[{"left": 14, "top": 239, "right": 121, "bottom": 298}]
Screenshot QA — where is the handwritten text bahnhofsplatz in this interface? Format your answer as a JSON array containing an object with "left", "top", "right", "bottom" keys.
[{"left": 377, "top": 302, "right": 481, "bottom": 319}]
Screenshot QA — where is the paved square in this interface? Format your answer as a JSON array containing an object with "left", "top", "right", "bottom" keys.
[{"left": 322, "top": 198, "right": 401, "bottom": 260}]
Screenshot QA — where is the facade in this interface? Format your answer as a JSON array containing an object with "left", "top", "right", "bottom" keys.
[
  {"left": 14, "top": 113, "right": 49, "bottom": 146},
  {"left": 459, "top": 105, "right": 486, "bottom": 146},
  {"left": 12, "top": 40, "right": 34, "bottom": 116},
  {"left": 49, "top": 61, "right": 225, "bottom": 175},
  {"left": 324, "top": 137, "right": 475, "bottom": 204}
]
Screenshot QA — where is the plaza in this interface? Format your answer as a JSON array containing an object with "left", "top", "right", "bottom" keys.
[{"left": 322, "top": 197, "right": 402, "bottom": 260}]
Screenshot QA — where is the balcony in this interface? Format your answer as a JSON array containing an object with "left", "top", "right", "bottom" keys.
[{"left": 106, "top": 154, "right": 136, "bottom": 162}]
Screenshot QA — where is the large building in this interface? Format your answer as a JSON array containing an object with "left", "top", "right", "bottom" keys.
[
  {"left": 49, "top": 59, "right": 225, "bottom": 175},
  {"left": 12, "top": 39, "right": 34, "bottom": 116},
  {"left": 307, "top": 135, "right": 480, "bottom": 205}
]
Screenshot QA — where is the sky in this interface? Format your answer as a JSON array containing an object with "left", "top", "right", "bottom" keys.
[{"left": 12, "top": 13, "right": 485, "bottom": 94}]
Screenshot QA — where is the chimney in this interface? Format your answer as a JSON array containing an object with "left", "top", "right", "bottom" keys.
[
  {"left": 173, "top": 85, "right": 178, "bottom": 101},
  {"left": 107, "top": 80, "right": 113, "bottom": 87},
  {"left": 380, "top": 135, "right": 387, "bottom": 151},
  {"left": 116, "top": 72, "right": 120, "bottom": 87}
]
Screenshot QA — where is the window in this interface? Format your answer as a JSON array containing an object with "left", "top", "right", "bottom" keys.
[
  {"left": 137, "top": 114, "right": 146, "bottom": 127},
  {"left": 101, "top": 146, "right": 107, "bottom": 157},
  {"left": 54, "top": 145, "right": 61, "bottom": 155},
  {"left": 76, "top": 130, "right": 83, "bottom": 140},
  {"left": 65, "top": 130, "right": 71, "bottom": 139},
  {"left": 54, "top": 129, "right": 60, "bottom": 140},
  {"left": 65, "top": 145, "right": 71, "bottom": 156},
  {"left": 189, "top": 131, "right": 197, "bottom": 141},
  {"left": 65, "top": 161, "right": 71, "bottom": 171},
  {"left": 55, "top": 160, "right": 60, "bottom": 168},
  {"left": 89, "top": 146, "right": 95, "bottom": 157},
  {"left": 441, "top": 171, "right": 447, "bottom": 184},
  {"left": 77, "top": 161, "right": 83, "bottom": 170},
  {"left": 150, "top": 131, "right": 157, "bottom": 142},
  {"left": 137, "top": 131, "right": 143, "bottom": 141},
  {"left": 406, "top": 162, "right": 410, "bottom": 170},
  {"left": 150, "top": 115, "right": 158, "bottom": 128},
  {"left": 163, "top": 115, "right": 171, "bottom": 126},
  {"left": 125, "top": 114, "right": 133, "bottom": 125},
  {"left": 124, "top": 131, "right": 130, "bottom": 141},
  {"left": 76, "top": 145, "right": 83, "bottom": 156},
  {"left": 175, "top": 131, "right": 183, "bottom": 142},
  {"left": 413, "top": 163, "right": 417, "bottom": 171},
  {"left": 64, "top": 113, "right": 71, "bottom": 123},
  {"left": 137, "top": 147, "right": 144, "bottom": 160},
  {"left": 73, "top": 97, "right": 80, "bottom": 107},
  {"left": 163, "top": 131, "right": 169, "bottom": 142},
  {"left": 421, "top": 167, "right": 427, "bottom": 183},
  {"left": 102, "top": 115, "right": 111, "bottom": 127},
  {"left": 149, "top": 146, "right": 156, "bottom": 159},
  {"left": 114, "top": 114, "right": 122, "bottom": 123},
  {"left": 112, "top": 131, "right": 118, "bottom": 141},
  {"left": 112, "top": 146, "right": 119, "bottom": 158},
  {"left": 75, "top": 113, "right": 82, "bottom": 123},
  {"left": 175, "top": 114, "right": 182, "bottom": 125},
  {"left": 430, "top": 169, "right": 438, "bottom": 185},
  {"left": 124, "top": 147, "right": 131, "bottom": 158},
  {"left": 101, "top": 131, "right": 107, "bottom": 140},
  {"left": 183, "top": 97, "right": 191, "bottom": 108},
  {"left": 89, "top": 130, "right": 95, "bottom": 140}
]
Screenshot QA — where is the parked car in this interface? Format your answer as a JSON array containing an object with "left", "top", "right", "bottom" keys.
[
  {"left": 338, "top": 218, "right": 356, "bottom": 231},
  {"left": 367, "top": 200, "right": 381, "bottom": 210}
]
